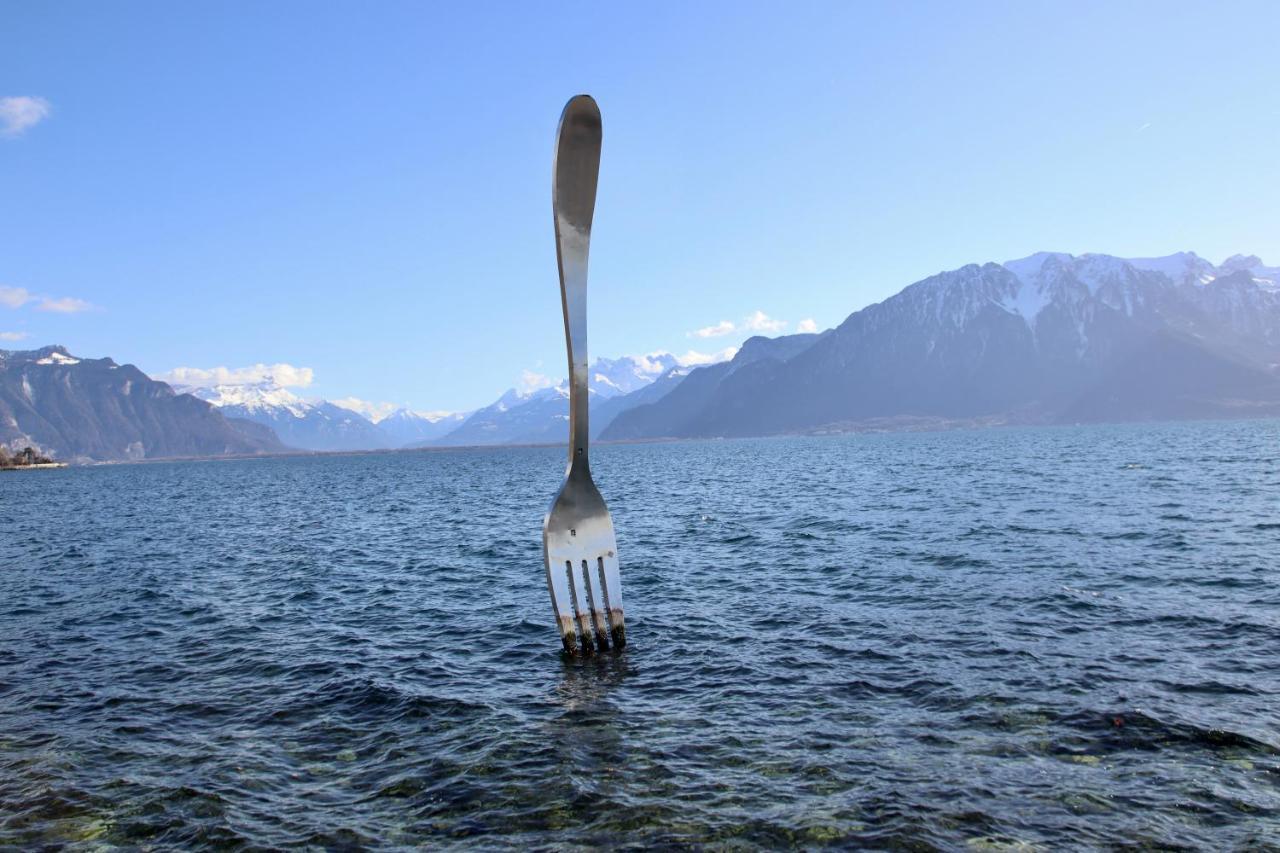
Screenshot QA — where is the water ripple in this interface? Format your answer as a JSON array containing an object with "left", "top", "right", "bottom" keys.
[{"left": 2, "top": 419, "right": 1279, "bottom": 847}]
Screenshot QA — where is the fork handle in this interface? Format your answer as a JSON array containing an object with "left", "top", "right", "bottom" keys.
[{"left": 552, "top": 95, "right": 602, "bottom": 472}]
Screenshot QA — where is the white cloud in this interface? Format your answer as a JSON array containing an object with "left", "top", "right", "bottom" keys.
[
  {"left": 0, "top": 331, "right": 29, "bottom": 342},
  {"left": 689, "top": 310, "right": 788, "bottom": 340},
  {"left": 519, "top": 369, "right": 554, "bottom": 393},
  {"left": 742, "top": 310, "right": 787, "bottom": 333},
  {"left": 0, "top": 96, "right": 51, "bottom": 137},
  {"left": 2, "top": 286, "right": 95, "bottom": 313},
  {"left": 36, "top": 296, "right": 94, "bottom": 313},
  {"left": 332, "top": 397, "right": 399, "bottom": 423},
  {"left": 0, "top": 286, "right": 33, "bottom": 309},
  {"left": 677, "top": 346, "right": 738, "bottom": 366},
  {"left": 627, "top": 352, "right": 677, "bottom": 375},
  {"left": 157, "top": 363, "right": 315, "bottom": 389},
  {"left": 691, "top": 319, "right": 736, "bottom": 338},
  {"left": 796, "top": 318, "right": 818, "bottom": 333}
]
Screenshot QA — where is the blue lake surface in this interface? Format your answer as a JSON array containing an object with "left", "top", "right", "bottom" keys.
[{"left": 2, "top": 421, "right": 1279, "bottom": 848}]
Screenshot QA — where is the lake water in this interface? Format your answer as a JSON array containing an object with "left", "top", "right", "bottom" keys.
[{"left": 2, "top": 421, "right": 1279, "bottom": 848}]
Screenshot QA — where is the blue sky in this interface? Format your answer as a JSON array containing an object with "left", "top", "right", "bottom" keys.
[{"left": 3, "top": 1, "right": 1278, "bottom": 413}]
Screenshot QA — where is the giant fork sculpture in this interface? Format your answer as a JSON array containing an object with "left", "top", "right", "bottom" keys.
[{"left": 542, "top": 95, "right": 626, "bottom": 655}]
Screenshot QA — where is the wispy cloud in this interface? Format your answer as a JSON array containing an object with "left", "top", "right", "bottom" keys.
[
  {"left": 0, "top": 96, "right": 52, "bottom": 138},
  {"left": 331, "top": 397, "right": 399, "bottom": 423},
  {"left": 157, "top": 363, "right": 315, "bottom": 389},
  {"left": 629, "top": 352, "right": 677, "bottom": 375},
  {"left": 3, "top": 286, "right": 96, "bottom": 313},
  {"left": 0, "top": 331, "right": 29, "bottom": 342},
  {"left": 689, "top": 310, "right": 789, "bottom": 339},
  {"left": 691, "top": 319, "right": 736, "bottom": 339},
  {"left": 676, "top": 346, "right": 738, "bottom": 366},
  {"left": 742, "top": 310, "right": 787, "bottom": 333},
  {"left": 0, "top": 286, "right": 33, "bottom": 309},
  {"left": 1137, "top": 121, "right": 1152, "bottom": 133},
  {"left": 518, "top": 369, "right": 554, "bottom": 393},
  {"left": 796, "top": 318, "right": 818, "bottom": 333},
  {"left": 35, "top": 296, "right": 95, "bottom": 313}
]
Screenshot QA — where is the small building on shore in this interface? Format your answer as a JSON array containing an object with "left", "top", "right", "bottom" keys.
[{"left": 0, "top": 445, "right": 64, "bottom": 469}]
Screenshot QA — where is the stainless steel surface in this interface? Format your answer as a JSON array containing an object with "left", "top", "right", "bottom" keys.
[{"left": 542, "top": 94, "right": 625, "bottom": 655}]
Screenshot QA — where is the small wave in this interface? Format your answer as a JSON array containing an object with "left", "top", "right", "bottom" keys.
[
  {"left": 926, "top": 554, "right": 991, "bottom": 569},
  {"left": 255, "top": 677, "right": 490, "bottom": 726},
  {"left": 1059, "top": 709, "right": 1280, "bottom": 756}
]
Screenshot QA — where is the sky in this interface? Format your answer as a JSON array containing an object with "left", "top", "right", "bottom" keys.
[{"left": 3, "top": 1, "right": 1278, "bottom": 414}]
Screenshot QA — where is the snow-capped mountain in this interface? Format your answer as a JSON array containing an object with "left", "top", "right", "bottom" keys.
[
  {"left": 604, "top": 252, "right": 1280, "bottom": 439},
  {"left": 171, "top": 352, "right": 688, "bottom": 452},
  {"left": 589, "top": 353, "right": 680, "bottom": 398},
  {"left": 426, "top": 353, "right": 712, "bottom": 447},
  {"left": 373, "top": 407, "right": 468, "bottom": 447},
  {"left": 426, "top": 384, "right": 573, "bottom": 447},
  {"left": 187, "top": 381, "right": 313, "bottom": 418},
  {"left": 185, "top": 382, "right": 389, "bottom": 451}
]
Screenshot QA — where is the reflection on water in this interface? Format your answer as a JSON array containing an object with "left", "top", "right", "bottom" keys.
[
  {"left": 556, "top": 653, "right": 633, "bottom": 711},
  {"left": 2, "top": 419, "right": 1279, "bottom": 847}
]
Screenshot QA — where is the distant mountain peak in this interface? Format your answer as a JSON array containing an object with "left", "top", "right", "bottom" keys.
[
  {"left": 0, "top": 344, "right": 123, "bottom": 371},
  {"left": 374, "top": 406, "right": 468, "bottom": 447},
  {"left": 1002, "top": 251, "right": 1074, "bottom": 284},
  {"left": 1218, "top": 254, "right": 1278, "bottom": 290},
  {"left": 1, "top": 343, "right": 71, "bottom": 361},
  {"left": 380, "top": 406, "right": 460, "bottom": 424},
  {"left": 588, "top": 353, "right": 681, "bottom": 398},
  {"left": 1221, "top": 253, "right": 1264, "bottom": 271},
  {"left": 1124, "top": 251, "right": 1216, "bottom": 285},
  {"left": 184, "top": 382, "right": 311, "bottom": 418},
  {"left": 34, "top": 349, "right": 81, "bottom": 366},
  {"left": 175, "top": 378, "right": 387, "bottom": 451},
  {"left": 423, "top": 353, "right": 692, "bottom": 448}
]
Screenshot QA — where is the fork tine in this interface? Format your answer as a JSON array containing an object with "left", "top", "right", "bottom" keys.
[
  {"left": 597, "top": 552, "right": 626, "bottom": 649},
  {"left": 579, "top": 558, "right": 611, "bottom": 651},
  {"left": 545, "top": 555, "right": 579, "bottom": 654},
  {"left": 564, "top": 559, "right": 596, "bottom": 655}
]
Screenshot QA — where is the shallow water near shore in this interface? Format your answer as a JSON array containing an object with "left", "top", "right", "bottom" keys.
[{"left": 2, "top": 420, "right": 1279, "bottom": 848}]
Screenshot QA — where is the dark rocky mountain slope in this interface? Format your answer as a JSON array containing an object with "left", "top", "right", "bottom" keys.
[{"left": 0, "top": 346, "right": 285, "bottom": 461}]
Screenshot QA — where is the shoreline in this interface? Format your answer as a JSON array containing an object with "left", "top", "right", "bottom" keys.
[{"left": 38, "top": 412, "right": 1280, "bottom": 468}]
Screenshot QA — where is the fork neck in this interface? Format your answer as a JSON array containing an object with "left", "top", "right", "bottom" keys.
[
  {"left": 560, "top": 245, "right": 591, "bottom": 475},
  {"left": 552, "top": 95, "right": 601, "bottom": 480}
]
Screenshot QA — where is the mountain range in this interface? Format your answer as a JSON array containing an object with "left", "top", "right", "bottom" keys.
[
  {"left": 603, "top": 251, "right": 1280, "bottom": 438},
  {"left": 4, "top": 251, "right": 1278, "bottom": 462},
  {"left": 415, "top": 353, "right": 684, "bottom": 447},
  {"left": 183, "top": 382, "right": 390, "bottom": 451},
  {"left": 0, "top": 346, "right": 282, "bottom": 462}
]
